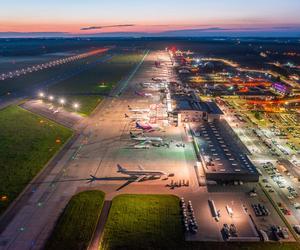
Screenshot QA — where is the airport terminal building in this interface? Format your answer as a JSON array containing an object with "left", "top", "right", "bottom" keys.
[
  {"left": 172, "top": 91, "right": 224, "bottom": 125},
  {"left": 170, "top": 90, "right": 259, "bottom": 183}
]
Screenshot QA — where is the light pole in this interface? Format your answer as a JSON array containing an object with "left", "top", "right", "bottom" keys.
[
  {"left": 59, "top": 98, "right": 65, "bottom": 106},
  {"left": 38, "top": 92, "right": 45, "bottom": 98},
  {"left": 73, "top": 103, "right": 79, "bottom": 110}
]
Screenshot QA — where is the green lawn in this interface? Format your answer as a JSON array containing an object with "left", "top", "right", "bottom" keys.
[
  {"left": 45, "top": 95, "right": 103, "bottom": 116},
  {"left": 70, "top": 95, "right": 103, "bottom": 116},
  {"left": 44, "top": 52, "right": 145, "bottom": 115},
  {"left": 108, "top": 53, "right": 145, "bottom": 64},
  {"left": 45, "top": 190, "right": 105, "bottom": 250},
  {"left": 100, "top": 194, "right": 184, "bottom": 250},
  {"left": 49, "top": 52, "right": 145, "bottom": 95},
  {"left": 48, "top": 64, "right": 116, "bottom": 95},
  {"left": 0, "top": 106, "right": 72, "bottom": 214}
]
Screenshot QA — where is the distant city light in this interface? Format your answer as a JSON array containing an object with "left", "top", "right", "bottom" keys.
[
  {"left": 49, "top": 95, "right": 54, "bottom": 101},
  {"left": 38, "top": 92, "right": 45, "bottom": 98},
  {"left": 59, "top": 98, "right": 65, "bottom": 105}
]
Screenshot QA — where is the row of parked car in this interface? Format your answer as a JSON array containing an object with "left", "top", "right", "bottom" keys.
[
  {"left": 180, "top": 197, "right": 198, "bottom": 234},
  {"left": 271, "top": 225, "right": 289, "bottom": 240},
  {"left": 222, "top": 223, "right": 238, "bottom": 239},
  {"left": 262, "top": 162, "right": 299, "bottom": 199},
  {"left": 252, "top": 203, "right": 270, "bottom": 217}
]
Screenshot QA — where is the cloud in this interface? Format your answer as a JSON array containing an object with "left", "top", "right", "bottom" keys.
[
  {"left": 272, "top": 26, "right": 300, "bottom": 30},
  {"left": 80, "top": 24, "right": 134, "bottom": 31}
]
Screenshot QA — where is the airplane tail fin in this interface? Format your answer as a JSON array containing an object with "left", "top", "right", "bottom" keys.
[
  {"left": 87, "top": 175, "right": 96, "bottom": 183},
  {"left": 138, "top": 164, "right": 145, "bottom": 170},
  {"left": 135, "top": 122, "right": 141, "bottom": 129},
  {"left": 117, "top": 164, "right": 126, "bottom": 172}
]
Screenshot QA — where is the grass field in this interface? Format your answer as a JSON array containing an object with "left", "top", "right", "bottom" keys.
[
  {"left": 44, "top": 190, "right": 105, "bottom": 250},
  {"left": 43, "top": 95, "right": 103, "bottom": 116},
  {"left": 108, "top": 53, "right": 145, "bottom": 64},
  {"left": 100, "top": 194, "right": 184, "bottom": 250},
  {"left": 47, "top": 52, "right": 145, "bottom": 114},
  {"left": 68, "top": 95, "right": 103, "bottom": 116},
  {"left": 0, "top": 106, "right": 72, "bottom": 214},
  {"left": 49, "top": 52, "right": 145, "bottom": 95}
]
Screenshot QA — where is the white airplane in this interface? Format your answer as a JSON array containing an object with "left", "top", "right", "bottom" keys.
[
  {"left": 117, "top": 164, "right": 167, "bottom": 182},
  {"left": 152, "top": 77, "right": 166, "bottom": 82},
  {"left": 135, "top": 91, "right": 153, "bottom": 98},
  {"left": 132, "top": 144, "right": 150, "bottom": 149},
  {"left": 140, "top": 82, "right": 153, "bottom": 87},
  {"left": 128, "top": 107, "right": 150, "bottom": 114},
  {"left": 130, "top": 132, "right": 163, "bottom": 142},
  {"left": 125, "top": 114, "right": 150, "bottom": 121},
  {"left": 140, "top": 82, "right": 166, "bottom": 89}
]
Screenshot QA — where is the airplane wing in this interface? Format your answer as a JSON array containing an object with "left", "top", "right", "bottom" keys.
[
  {"left": 133, "top": 141, "right": 145, "bottom": 146},
  {"left": 138, "top": 164, "right": 145, "bottom": 170},
  {"left": 143, "top": 139, "right": 152, "bottom": 144},
  {"left": 135, "top": 175, "right": 146, "bottom": 182}
]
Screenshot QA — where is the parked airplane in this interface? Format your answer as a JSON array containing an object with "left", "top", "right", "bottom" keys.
[
  {"left": 125, "top": 113, "right": 150, "bottom": 121},
  {"left": 140, "top": 82, "right": 166, "bottom": 89},
  {"left": 128, "top": 107, "right": 150, "bottom": 113},
  {"left": 152, "top": 77, "right": 166, "bottom": 82},
  {"left": 130, "top": 132, "right": 163, "bottom": 142},
  {"left": 117, "top": 164, "right": 167, "bottom": 182},
  {"left": 140, "top": 82, "right": 153, "bottom": 88},
  {"left": 132, "top": 143, "right": 150, "bottom": 149},
  {"left": 136, "top": 122, "right": 160, "bottom": 131},
  {"left": 135, "top": 91, "right": 153, "bottom": 97}
]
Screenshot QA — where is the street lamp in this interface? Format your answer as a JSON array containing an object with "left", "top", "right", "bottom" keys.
[
  {"left": 73, "top": 103, "right": 79, "bottom": 110},
  {"left": 59, "top": 98, "right": 65, "bottom": 105},
  {"left": 38, "top": 92, "right": 45, "bottom": 98},
  {"left": 49, "top": 95, "right": 54, "bottom": 101}
]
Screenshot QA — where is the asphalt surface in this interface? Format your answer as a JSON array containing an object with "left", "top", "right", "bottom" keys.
[{"left": 87, "top": 200, "right": 112, "bottom": 250}]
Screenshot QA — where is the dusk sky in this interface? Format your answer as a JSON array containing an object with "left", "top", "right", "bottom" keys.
[{"left": 1, "top": 0, "right": 300, "bottom": 34}]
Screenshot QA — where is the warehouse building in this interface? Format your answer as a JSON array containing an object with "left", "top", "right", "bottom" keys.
[{"left": 195, "top": 120, "right": 259, "bottom": 183}]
